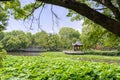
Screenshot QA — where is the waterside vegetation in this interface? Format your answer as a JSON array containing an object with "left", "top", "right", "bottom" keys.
[{"left": 0, "top": 52, "right": 120, "bottom": 79}]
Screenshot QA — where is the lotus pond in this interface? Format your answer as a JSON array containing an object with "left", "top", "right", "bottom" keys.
[{"left": 0, "top": 52, "right": 120, "bottom": 80}]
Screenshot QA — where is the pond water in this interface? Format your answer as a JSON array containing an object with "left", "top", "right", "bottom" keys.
[{"left": 7, "top": 52, "right": 41, "bottom": 56}]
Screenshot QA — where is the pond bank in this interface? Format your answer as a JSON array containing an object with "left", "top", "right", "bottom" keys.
[{"left": 7, "top": 52, "right": 41, "bottom": 56}]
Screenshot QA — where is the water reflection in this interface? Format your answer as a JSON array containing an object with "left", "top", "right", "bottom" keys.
[{"left": 7, "top": 52, "right": 40, "bottom": 56}]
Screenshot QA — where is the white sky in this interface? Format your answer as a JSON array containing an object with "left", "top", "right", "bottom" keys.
[{"left": 5, "top": 0, "right": 83, "bottom": 34}]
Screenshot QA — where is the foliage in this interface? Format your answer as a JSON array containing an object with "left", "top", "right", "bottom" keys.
[
  {"left": 1, "top": 26, "right": 120, "bottom": 51},
  {"left": 33, "top": 31, "right": 48, "bottom": 48},
  {"left": 1, "top": 0, "right": 120, "bottom": 51},
  {"left": 0, "top": 44, "right": 6, "bottom": 68},
  {"left": 47, "top": 34, "right": 62, "bottom": 51},
  {"left": 1, "top": 0, "right": 120, "bottom": 37},
  {"left": 0, "top": 8, "right": 7, "bottom": 68},
  {"left": 26, "top": 32, "right": 33, "bottom": 47},
  {"left": 3, "top": 0, "right": 28, "bottom": 20},
  {"left": 0, "top": 2, "right": 8, "bottom": 31},
  {"left": 85, "top": 50, "right": 120, "bottom": 56},
  {"left": 59, "top": 27, "right": 80, "bottom": 50},
  {"left": 80, "top": 19, "right": 120, "bottom": 50},
  {"left": 0, "top": 31, "right": 4, "bottom": 41},
  {"left": 0, "top": 52, "right": 120, "bottom": 79},
  {"left": 0, "top": 27, "right": 80, "bottom": 51},
  {"left": 66, "top": 0, "right": 120, "bottom": 22},
  {"left": 1, "top": 30, "right": 31, "bottom": 51}
]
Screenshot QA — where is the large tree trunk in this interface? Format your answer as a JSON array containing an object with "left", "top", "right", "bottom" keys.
[{"left": 40, "top": 0, "right": 120, "bottom": 36}]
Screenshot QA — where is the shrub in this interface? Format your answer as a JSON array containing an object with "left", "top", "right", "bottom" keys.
[
  {"left": 0, "top": 44, "right": 6, "bottom": 68},
  {"left": 85, "top": 50, "right": 120, "bottom": 56}
]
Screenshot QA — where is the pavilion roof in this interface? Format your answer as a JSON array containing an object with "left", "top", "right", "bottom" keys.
[{"left": 72, "top": 41, "right": 83, "bottom": 46}]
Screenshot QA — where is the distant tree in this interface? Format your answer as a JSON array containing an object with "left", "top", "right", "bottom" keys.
[
  {"left": 1, "top": 30, "right": 30, "bottom": 51},
  {"left": 47, "top": 34, "right": 61, "bottom": 51},
  {"left": 59, "top": 27, "right": 80, "bottom": 49},
  {"left": 26, "top": 32, "right": 33, "bottom": 47},
  {"left": 33, "top": 31, "right": 48, "bottom": 49},
  {"left": 1, "top": 36, "right": 20, "bottom": 51}
]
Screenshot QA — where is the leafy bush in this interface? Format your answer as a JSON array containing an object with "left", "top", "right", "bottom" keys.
[
  {"left": 0, "top": 53, "right": 120, "bottom": 79},
  {"left": 0, "top": 45, "right": 6, "bottom": 68},
  {"left": 85, "top": 51, "right": 120, "bottom": 56}
]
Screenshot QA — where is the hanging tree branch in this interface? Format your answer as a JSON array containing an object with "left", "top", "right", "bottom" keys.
[
  {"left": 25, "top": 1, "right": 44, "bottom": 31},
  {"left": 50, "top": 5, "right": 59, "bottom": 33},
  {"left": 51, "top": 5, "right": 55, "bottom": 33},
  {"left": 30, "top": 15, "right": 34, "bottom": 30},
  {"left": 37, "top": 3, "right": 45, "bottom": 31}
]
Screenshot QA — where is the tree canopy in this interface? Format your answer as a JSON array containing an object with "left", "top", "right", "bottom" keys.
[
  {"left": 1, "top": 30, "right": 31, "bottom": 51},
  {"left": 59, "top": 27, "right": 80, "bottom": 49},
  {"left": 81, "top": 19, "right": 120, "bottom": 50},
  {"left": 0, "top": 27, "right": 80, "bottom": 51}
]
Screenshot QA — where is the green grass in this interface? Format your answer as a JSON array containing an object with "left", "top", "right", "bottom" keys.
[
  {"left": 42, "top": 52, "right": 120, "bottom": 65},
  {"left": 0, "top": 52, "right": 120, "bottom": 80}
]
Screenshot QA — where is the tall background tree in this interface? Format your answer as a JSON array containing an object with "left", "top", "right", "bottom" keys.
[
  {"left": 59, "top": 27, "right": 80, "bottom": 50},
  {"left": 33, "top": 30, "right": 48, "bottom": 49},
  {"left": 1, "top": 30, "right": 31, "bottom": 51},
  {"left": 47, "top": 34, "right": 61, "bottom": 51},
  {"left": 0, "top": 27, "right": 80, "bottom": 51},
  {"left": 81, "top": 19, "right": 120, "bottom": 51}
]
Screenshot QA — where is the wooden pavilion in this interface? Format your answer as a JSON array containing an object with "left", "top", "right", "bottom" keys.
[{"left": 72, "top": 41, "right": 83, "bottom": 51}]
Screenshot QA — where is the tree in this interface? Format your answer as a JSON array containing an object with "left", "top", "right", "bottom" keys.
[
  {"left": 59, "top": 27, "right": 80, "bottom": 40},
  {"left": 0, "top": 31, "right": 4, "bottom": 41},
  {"left": 1, "top": 30, "right": 31, "bottom": 51},
  {"left": 0, "top": 2, "right": 8, "bottom": 31},
  {"left": 81, "top": 19, "right": 120, "bottom": 50},
  {"left": 0, "top": 1, "right": 10, "bottom": 68},
  {"left": 59, "top": 27, "right": 80, "bottom": 49},
  {"left": 0, "top": 43, "right": 6, "bottom": 68},
  {"left": 26, "top": 32, "right": 33, "bottom": 47},
  {"left": 33, "top": 30, "right": 48, "bottom": 49},
  {"left": 47, "top": 34, "right": 61, "bottom": 51}
]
